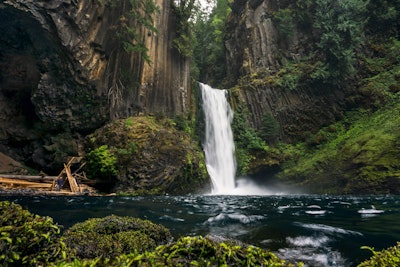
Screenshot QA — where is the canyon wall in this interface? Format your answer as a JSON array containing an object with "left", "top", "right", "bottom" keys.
[
  {"left": 225, "top": 0, "right": 348, "bottom": 142},
  {"left": 0, "top": 0, "right": 191, "bottom": 171}
]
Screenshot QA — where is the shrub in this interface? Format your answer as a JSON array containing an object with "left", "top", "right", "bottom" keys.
[
  {"left": 132, "top": 236, "right": 301, "bottom": 266},
  {"left": 0, "top": 201, "right": 65, "bottom": 266},
  {"left": 358, "top": 243, "right": 400, "bottom": 267},
  {"left": 50, "top": 236, "right": 302, "bottom": 266},
  {"left": 85, "top": 145, "right": 118, "bottom": 180},
  {"left": 313, "top": 0, "right": 368, "bottom": 80},
  {"left": 260, "top": 112, "right": 280, "bottom": 142},
  {"left": 62, "top": 215, "right": 172, "bottom": 259},
  {"left": 231, "top": 105, "right": 270, "bottom": 174}
]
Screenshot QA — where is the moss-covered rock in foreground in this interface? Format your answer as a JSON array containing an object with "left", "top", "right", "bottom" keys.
[
  {"left": 0, "top": 201, "right": 65, "bottom": 266},
  {"left": 51, "top": 236, "right": 302, "bottom": 267},
  {"left": 84, "top": 115, "right": 209, "bottom": 195},
  {"left": 357, "top": 243, "right": 400, "bottom": 267},
  {"left": 62, "top": 215, "right": 172, "bottom": 259}
]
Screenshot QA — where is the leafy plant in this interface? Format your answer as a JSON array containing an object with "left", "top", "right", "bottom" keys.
[
  {"left": 274, "top": 8, "right": 295, "bottom": 37},
  {"left": 313, "top": 0, "right": 368, "bottom": 80},
  {"left": 358, "top": 243, "right": 400, "bottom": 267},
  {"left": 129, "top": 236, "right": 301, "bottom": 266},
  {"left": 192, "top": 0, "right": 231, "bottom": 85},
  {"left": 231, "top": 105, "right": 270, "bottom": 174},
  {"left": 366, "top": 0, "right": 400, "bottom": 36},
  {"left": 86, "top": 145, "right": 118, "bottom": 180},
  {"left": 0, "top": 201, "right": 65, "bottom": 266},
  {"left": 260, "top": 112, "right": 280, "bottom": 142},
  {"left": 279, "top": 95, "right": 400, "bottom": 194},
  {"left": 171, "top": 0, "right": 197, "bottom": 57}
]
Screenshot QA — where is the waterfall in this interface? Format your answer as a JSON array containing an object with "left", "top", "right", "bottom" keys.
[{"left": 200, "top": 83, "right": 236, "bottom": 194}]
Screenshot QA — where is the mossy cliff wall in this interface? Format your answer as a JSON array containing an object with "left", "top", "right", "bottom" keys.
[
  {"left": 0, "top": 0, "right": 191, "bottom": 172},
  {"left": 224, "top": 0, "right": 348, "bottom": 142}
]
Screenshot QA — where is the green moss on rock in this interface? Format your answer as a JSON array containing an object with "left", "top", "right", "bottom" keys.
[
  {"left": 62, "top": 215, "right": 172, "bottom": 259},
  {"left": 279, "top": 99, "right": 400, "bottom": 194},
  {"left": 0, "top": 201, "right": 65, "bottom": 266},
  {"left": 51, "top": 236, "right": 302, "bottom": 267},
  {"left": 84, "top": 115, "right": 209, "bottom": 195}
]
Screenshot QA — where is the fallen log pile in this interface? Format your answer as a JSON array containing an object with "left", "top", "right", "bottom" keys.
[{"left": 0, "top": 157, "right": 98, "bottom": 195}]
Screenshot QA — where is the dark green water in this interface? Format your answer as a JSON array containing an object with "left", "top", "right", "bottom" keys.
[{"left": 1, "top": 194, "right": 399, "bottom": 267}]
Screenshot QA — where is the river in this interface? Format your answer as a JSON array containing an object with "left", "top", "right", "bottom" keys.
[{"left": 1, "top": 194, "right": 399, "bottom": 267}]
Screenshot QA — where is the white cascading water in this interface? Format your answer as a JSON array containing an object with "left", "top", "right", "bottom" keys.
[
  {"left": 200, "top": 83, "right": 281, "bottom": 195},
  {"left": 200, "top": 83, "right": 237, "bottom": 194}
]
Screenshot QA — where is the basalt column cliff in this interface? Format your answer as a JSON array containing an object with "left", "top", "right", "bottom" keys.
[
  {"left": 225, "top": 0, "right": 348, "bottom": 142},
  {"left": 0, "top": 0, "right": 191, "bottom": 172}
]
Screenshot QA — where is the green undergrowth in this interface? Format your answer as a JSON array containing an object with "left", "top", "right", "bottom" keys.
[
  {"left": 51, "top": 236, "right": 303, "bottom": 267},
  {"left": 278, "top": 38, "right": 400, "bottom": 193},
  {"left": 231, "top": 104, "right": 283, "bottom": 175},
  {"left": 0, "top": 201, "right": 65, "bottom": 266},
  {"left": 1, "top": 201, "right": 302, "bottom": 267},
  {"left": 280, "top": 95, "right": 400, "bottom": 193},
  {"left": 357, "top": 243, "right": 400, "bottom": 267},
  {"left": 61, "top": 215, "right": 172, "bottom": 260}
]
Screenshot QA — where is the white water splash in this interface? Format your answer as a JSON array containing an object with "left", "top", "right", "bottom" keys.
[
  {"left": 200, "top": 83, "right": 284, "bottom": 195},
  {"left": 200, "top": 83, "right": 236, "bottom": 194}
]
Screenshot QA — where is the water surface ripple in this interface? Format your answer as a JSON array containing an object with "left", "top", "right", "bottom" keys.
[{"left": 2, "top": 194, "right": 399, "bottom": 267}]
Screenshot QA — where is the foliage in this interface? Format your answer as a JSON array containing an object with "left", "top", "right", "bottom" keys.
[
  {"left": 366, "top": 0, "right": 400, "bottom": 36},
  {"left": 313, "top": 0, "right": 368, "bottom": 80},
  {"left": 295, "top": 0, "right": 314, "bottom": 31},
  {"left": 232, "top": 105, "right": 269, "bottom": 151},
  {"left": 131, "top": 236, "right": 302, "bottom": 266},
  {"left": 274, "top": 8, "right": 295, "bottom": 37},
  {"left": 352, "top": 37, "right": 400, "bottom": 107},
  {"left": 61, "top": 215, "right": 172, "bottom": 259},
  {"left": 192, "top": 0, "right": 231, "bottom": 86},
  {"left": 84, "top": 116, "right": 209, "bottom": 195},
  {"left": 231, "top": 105, "right": 270, "bottom": 174},
  {"left": 269, "top": 61, "right": 314, "bottom": 90},
  {"left": 171, "top": 0, "right": 198, "bottom": 57},
  {"left": 0, "top": 201, "right": 65, "bottom": 266},
  {"left": 86, "top": 145, "right": 118, "bottom": 180},
  {"left": 357, "top": 243, "right": 400, "bottom": 267},
  {"left": 116, "top": 0, "right": 160, "bottom": 65},
  {"left": 173, "top": 113, "right": 195, "bottom": 136},
  {"left": 51, "top": 236, "right": 302, "bottom": 267},
  {"left": 260, "top": 112, "right": 280, "bottom": 142},
  {"left": 279, "top": 93, "right": 400, "bottom": 193}
]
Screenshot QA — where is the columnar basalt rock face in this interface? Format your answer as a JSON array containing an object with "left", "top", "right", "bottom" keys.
[
  {"left": 0, "top": 0, "right": 191, "bottom": 172},
  {"left": 225, "top": 0, "right": 346, "bottom": 142},
  {"left": 139, "top": 0, "right": 191, "bottom": 117}
]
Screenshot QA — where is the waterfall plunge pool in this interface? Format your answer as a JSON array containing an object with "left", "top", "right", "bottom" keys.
[{"left": 2, "top": 194, "right": 399, "bottom": 267}]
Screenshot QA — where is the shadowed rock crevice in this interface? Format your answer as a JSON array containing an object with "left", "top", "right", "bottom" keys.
[{"left": 0, "top": 4, "right": 108, "bottom": 173}]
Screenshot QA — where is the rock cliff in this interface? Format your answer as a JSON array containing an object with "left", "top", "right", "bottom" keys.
[
  {"left": 0, "top": 0, "right": 191, "bottom": 172},
  {"left": 225, "top": 0, "right": 349, "bottom": 142}
]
